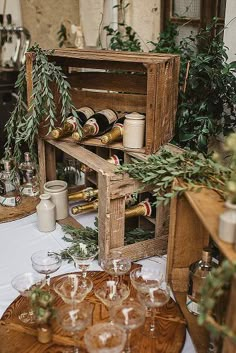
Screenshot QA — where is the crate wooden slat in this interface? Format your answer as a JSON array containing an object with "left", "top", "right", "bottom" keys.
[
  {"left": 42, "top": 48, "right": 180, "bottom": 154},
  {"left": 167, "top": 187, "right": 236, "bottom": 353}
]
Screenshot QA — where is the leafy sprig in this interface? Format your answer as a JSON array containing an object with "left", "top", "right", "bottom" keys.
[
  {"left": 198, "top": 260, "right": 236, "bottom": 343},
  {"left": 117, "top": 147, "right": 231, "bottom": 205},
  {"left": 5, "top": 43, "right": 81, "bottom": 163},
  {"left": 60, "top": 219, "right": 155, "bottom": 262}
]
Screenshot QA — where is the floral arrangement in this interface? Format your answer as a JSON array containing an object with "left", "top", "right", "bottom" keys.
[{"left": 30, "top": 287, "right": 55, "bottom": 325}]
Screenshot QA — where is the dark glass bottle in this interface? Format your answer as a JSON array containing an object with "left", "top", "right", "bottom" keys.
[{"left": 72, "top": 109, "right": 118, "bottom": 141}]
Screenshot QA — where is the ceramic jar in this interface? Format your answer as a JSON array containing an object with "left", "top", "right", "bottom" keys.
[
  {"left": 36, "top": 194, "right": 56, "bottom": 232},
  {"left": 123, "top": 112, "right": 145, "bottom": 149},
  {"left": 219, "top": 201, "right": 236, "bottom": 244},
  {"left": 44, "top": 180, "right": 68, "bottom": 220}
]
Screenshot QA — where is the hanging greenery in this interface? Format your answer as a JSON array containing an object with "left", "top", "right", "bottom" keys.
[
  {"left": 117, "top": 147, "right": 231, "bottom": 206},
  {"left": 4, "top": 43, "right": 81, "bottom": 163}
]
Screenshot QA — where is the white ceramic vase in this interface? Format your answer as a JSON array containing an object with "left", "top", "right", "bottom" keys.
[
  {"left": 219, "top": 201, "right": 236, "bottom": 244},
  {"left": 36, "top": 194, "right": 56, "bottom": 232},
  {"left": 44, "top": 180, "right": 68, "bottom": 220}
]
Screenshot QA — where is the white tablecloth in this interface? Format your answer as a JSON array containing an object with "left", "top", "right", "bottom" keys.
[{"left": 0, "top": 212, "right": 195, "bottom": 353}]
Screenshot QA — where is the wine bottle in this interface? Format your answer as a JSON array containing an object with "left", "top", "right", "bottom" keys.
[
  {"left": 72, "top": 109, "right": 118, "bottom": 142},
  {"left": 0, "top": 147, "right": 14, "bottom": 171},
  {"left": 100, "top": 116, "right": 125, "bottom": 144},
  {"left": 0, "top": 160, "right": 21, "bottom": 207},
  {"left": 125, "top": 200, "right": 155, "bottom": 219},
  {"left": 81, "top": 154, "right": 122, "bottom": 173},
  {"left": 51, "top": 107, "right": 94, "bottom": 139},
  {"left": 186, "top": 248, "right": 213, "bottom": 315},
  {"left": 68, "top": 187, "right": 98, "bottom": 202},
  {"left": 71, "top": 199, "right": 98, "bottom": 215},
  {"left": 69, "top": 186, "right": 136, "bottom": 207}
]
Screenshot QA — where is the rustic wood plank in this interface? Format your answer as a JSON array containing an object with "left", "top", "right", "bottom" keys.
[
  {"left": 109, "top": 198, "right": 125, "bottom": 249},
  {"left": 98, "top": 173, "right": 111, "bottom": 260},
  {"left": 174, "top": 292, "right": 209, "bottom": 353},
  {"left": 222, "top": 277, "right": 236, "bottom": 353},
  {"left": 184, "top": 189, "right": 236, "bottom": 263},
  {"left": 145, "top": 63, "right": 158, "bottom": 154},
  {"left": 44, "top": 139, "right": 122, "bottom": 177},
  {"left": 45, "top": 143, "right": 56, "bottom": 181},
  {"left": 79, "top": 138, "right": 146, "bottom": 154},
  {"left": 37, "top": 138, "right": 46, "bottom": 193},
  {"left": 68, "top": 71, "right": 147, "bottom": 94},
  {"left": 70, "top": 89, "right": 147, "bottom": 114}
]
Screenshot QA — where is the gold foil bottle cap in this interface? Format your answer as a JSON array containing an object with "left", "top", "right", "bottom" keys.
[
  {"left": 72, "top": 131, "right": 82, "bottom": 142},
  {"left": 101, "top": 134, "right": 110, "bottom": 144},
  {"left": 51, "top": 129, "right": 61, "bottom": 139}
]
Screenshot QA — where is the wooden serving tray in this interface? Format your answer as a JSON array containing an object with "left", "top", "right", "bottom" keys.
[
  {"left": 0, "top": 196, "right": 39, "bottom": 223},
  {"left": 0, "top": 270, "right": 186, "bottom": 353}
]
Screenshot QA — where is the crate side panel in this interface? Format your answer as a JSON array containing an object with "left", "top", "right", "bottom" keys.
[
  {"left": 167, "top": 195, "right": 209, "bottom": 291},
  {"left": 71, "top": 90, "right": 146, "bottom": 114},
  {"left": 68, "top": 72, "right": 147, "bottom": 94}
]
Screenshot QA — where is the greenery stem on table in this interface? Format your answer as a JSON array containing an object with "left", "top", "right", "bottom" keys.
[{"left": 59, "top": 218, "right": 155, "bottom": 263}]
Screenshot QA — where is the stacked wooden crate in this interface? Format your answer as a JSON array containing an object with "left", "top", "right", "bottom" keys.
[{"left": 26, "top": 49, "right": 180, "bottom": 261}]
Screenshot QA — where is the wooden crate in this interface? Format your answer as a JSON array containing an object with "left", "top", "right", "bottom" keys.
[
  {"left": 26, "top": 48, "right": 180, "bottom": 155},
  {"left": 167, "top": 187, "right": 236, "bottom": 353},
  {"left": 38, "top": 137, "right": 170, "bottom": 261}
]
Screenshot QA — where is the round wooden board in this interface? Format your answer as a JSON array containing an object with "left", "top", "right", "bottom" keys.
[
  {"left": 1, "top": 270, "right": 186, "bottom": 353},
  {"left": 0, "top": 196, "right": 39, "bottom": 223}
]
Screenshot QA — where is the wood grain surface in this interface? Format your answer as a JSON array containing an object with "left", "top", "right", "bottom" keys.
[
  {"left": 1, "top": 270, "right": 186, "bottom": 353},
  {"left": 0, "top": 196, "right": 39, "bottom": 224}
]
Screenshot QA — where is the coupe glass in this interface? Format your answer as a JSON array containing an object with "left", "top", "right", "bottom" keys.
[
  {"left": 130, "top": 267, "right": 164, "bottom": 293},
  {"left": 101, "top": 251, "right": 131, "bottom": 284},
  {"left": 110, "top": 299, "right": 146, "bottom": 353},
  {"left": 53, "top": 274, "right": 93, "bottom": 307},
  {"left": 11, "top": 272, "right": 45, "bottom": 324},
  {"left": 137, "top": 281, "right": 170, "bottom": 338},
  {"left": 84, "top": 322, "right": 126, "bottom": 353},
  {"left": 94, "top": 280, "right": 130, "bottom": 309},
  {"left": 67, "top": 243, "right": 99, "bottom": 278},
  {"left": 31, "top": 250, "right": 62, "bottom": 287},
  {"left": 57, "top": 302, "right": 94, "bottom": 353}
]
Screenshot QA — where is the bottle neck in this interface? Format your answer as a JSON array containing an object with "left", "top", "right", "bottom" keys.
[
  {"left": 125, "top": 201, "right": 152, "bottom": 219},
  {"left": 83, "top": 123, "right": 97, "bottom": 137},
  {"left": 71, "top": 199, "right": 98, "bottom": 214},
  {"left": 68, "top": 187, "right": 98, "bottom": 201},
  {"left": 101, "top": 125, "right": 123, "bottom": 144}
]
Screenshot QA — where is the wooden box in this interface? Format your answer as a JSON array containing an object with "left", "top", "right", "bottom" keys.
[
  {"left": 38, "top": 137, "right": 170, "bottom": 261},
  {"left": 167, "top": 187, "right": 236, "bottom": 353},
  {"left": 27, "top": 48, "right": 180, "bottom": 155}
]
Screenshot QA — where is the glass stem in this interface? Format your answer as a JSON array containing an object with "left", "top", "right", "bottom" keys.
[
  {"left": 150, "top": 308, "right": 156, "bottom": 332},
  {"left": 125, "top": 329, "right": 132, "bottom": 353},
  {"left": 45, "top": 274, "right": 50, "bottom": 287}
]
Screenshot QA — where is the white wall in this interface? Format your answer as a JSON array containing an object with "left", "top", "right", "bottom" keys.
[
  {"left": 224, "top": 0, "right": 236, "bottom": 63},
  {"left": 0, "top": 0, "right": 22, "bottom": 25}
]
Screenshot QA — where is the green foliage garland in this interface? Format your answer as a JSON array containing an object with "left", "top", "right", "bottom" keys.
[
  {"left": 117, "top": 147, "right": 231, "bottom": 206},
  {"left": 5, "top": 43, "right": 80, "bottom": 163}
]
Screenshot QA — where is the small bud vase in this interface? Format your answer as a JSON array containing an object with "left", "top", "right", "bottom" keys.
[
  {"left": 36, "top": 194, "right": 56, "bottom": 232},
  {"left": 37, "top": 324, "right": 53, "bottom": 344},
  {"left": 219, "top": 201, "right": 236, "bottom": 244}
]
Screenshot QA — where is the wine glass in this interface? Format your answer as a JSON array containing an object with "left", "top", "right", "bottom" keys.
[
  {"left": 137, "top": 281, "right": 170, "bottom": 338},
  {"left": 11, "top": 272, "right": 45, "bottom": 324},
  {"left": 110, "top": 299, "right": 146, "bottom": 353},
  {"left": 94, "top": 280, "right": 130, "bottom": 309},
  {"left": 31, "top": 250, "right": 62, "bottom": 287},
  {"left": 101, "top": 251, "right": 131, "bottom": 284},
  {"left": 57, "top": 301, "right": 94, "bottom": 353},
  {"left": 84, "top": 322, "right": 126, "bottom": 353},
  {"left": 53, "top": 274, "right": 93, "bottom": 308},
  {"left": 67, "top": 243, "right": 99, "bottom": 278}
]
